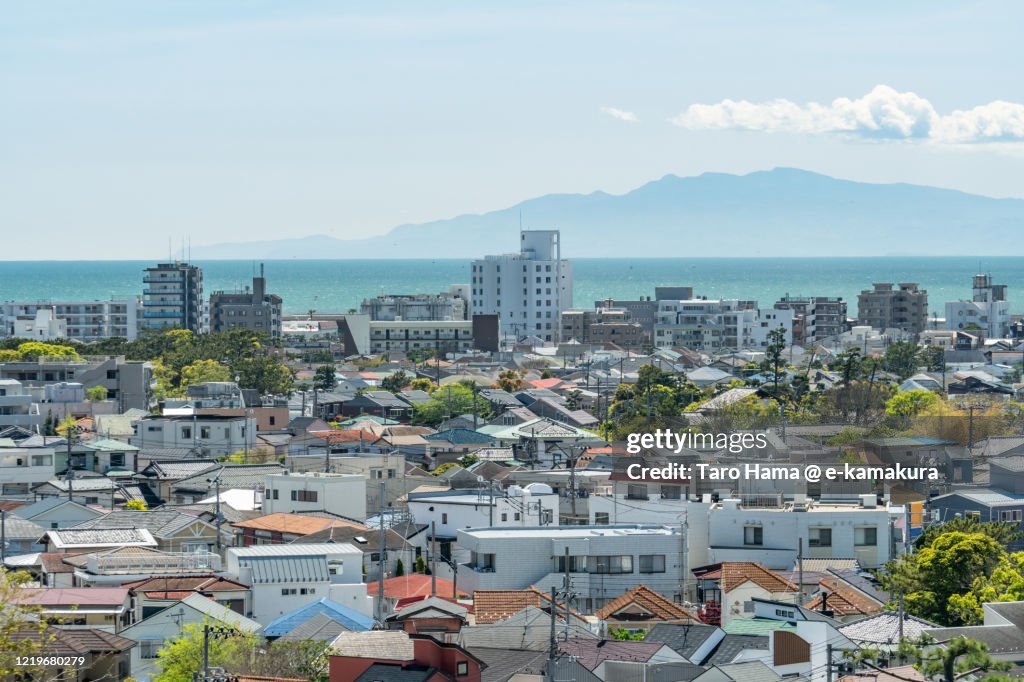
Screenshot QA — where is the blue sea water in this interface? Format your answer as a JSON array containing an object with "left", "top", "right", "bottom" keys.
[{"left": 1, "top": 258, "right": 1023, "bottom": 317}]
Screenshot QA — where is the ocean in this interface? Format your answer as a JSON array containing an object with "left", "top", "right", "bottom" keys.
[{"left": 1, "top": 257, "right": 1023, "bottom": 317}]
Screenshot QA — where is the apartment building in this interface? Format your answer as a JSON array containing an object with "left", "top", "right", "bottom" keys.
[
  {"left": 0, "top": 379, "right": 42, "bottom": 431},
  {"left": 773, "top": 295, "right": 848, "bottom": 346},
  {"left": 560, "top": 307, "right": 645, "bottom": 349},
  {"left": 654, "top": 298, "right": 793, "bottom": 352},
  {"left": 367, "top": 319, "right": 475, "bottom": 355},
  {"left": 856, "top": 283, "right": 928, "bottom": 338},
  {"left": 0, "top": 356, "right": 153, "bottom": 412},
  {"left": 1, "top": 298, "right": 141, "bottom": 342},
  {"left": 0, "top": 432, "right": 55, "bottom": 497},
  {"left": 456, "top": 524, "right": 685, "bottom": 611},
  {"left": 360, "top": 286, "right": 470, "bottom": 321},
  {"left": 209, "top": 265, "right": 283, "bottom": 337},
  {"left": 471, "top": 230, "right": 573, "bottom": 344},
  {"left": 142, "top": 261, "right": 205, "bottom": 333},
  {"left": 945, "top": 274, "right": 1010, "bottom": 338}
]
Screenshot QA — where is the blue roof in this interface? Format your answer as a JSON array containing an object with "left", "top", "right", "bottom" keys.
[{"left": 261, "top": 598, "right": 373, "bottom": 637}]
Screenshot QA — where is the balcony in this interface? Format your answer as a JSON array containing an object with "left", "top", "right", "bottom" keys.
[
  {"left": 143, "top": 287, "right": 184, "bottom": 295},
  {"left": 143, "top": 299, "right": 183, "bottom": 306},
  {"left": 142, "top": 311, "right": 184, "bottom": 319},
  {"left": 86, "top": 550, "right": 221, "bottom": 575},
  {"left": 143, "top": 275, "right": 184, "bottom": 283}
]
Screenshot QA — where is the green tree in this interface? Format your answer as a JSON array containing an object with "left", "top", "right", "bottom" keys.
[
  {"left": 0, "top": 569, "right": 54, "bottom": 681},
  {"left": 409, "top": 378, "right": 435, "bottom": 393},
  {"left": 884, "top": 341, "right": 923, "bottom": 380},
  {"left": 179, "top": 359, "right": 233, "bottom": 390},
  {"left": 381, "top": 370, "right": 411, "bottom": 393},
  {"left": 610, "top": 627, "right": 647, "bottom": 641},
  {"left": 915, "top": 517, "right": 1024, "bottom": 551},
  {"left": 762, "top": 325, "right": 788, "bottom": 400},
  {"left": 414, "top": 555, "right": 427, "bottom": 574},
  {"left": 154, "top": 622, "right": 257, "bottom": 682},
  {"left": 235, "top": 356, "right": 294, "bottom": 395},
  {"left": 886, "top": 390, "right": 939, "bottom": 418},
  {"left": 16, "top": 341, "right": 79, "bottom": 360},
  {"left": 413, "top": 384, "right": 491, "bottom": 427},
  {"left": 85, "top": 385, "right": 108, "bottom": 402},
  {"left": 0, "top": 349, "right": 19, "bottom": 361},
  {"left": 125, "top": 500, "right": 148, "bottom": 511},
  {"left": 395, "top": 559, "right": 405, "bottom": 577},
  {"left": 313, "top": 365, "right": 337, "bottom": 392},
  {"left": 494, "top": 369, "right": 525, "bottom": 393}
]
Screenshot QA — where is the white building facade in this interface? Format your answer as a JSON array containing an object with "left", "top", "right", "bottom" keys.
[
  {"left": 471, "top": 230, "right": 573, "bottom": 345},
  {"left": 263, "top": 471, "right": 367, "bottom": 521},
  {"left": 654, "top": 299, "right": 793, "bottom": 352},
  {"left": 1, "top": 299, "right": 141, "bottom": 342},
  {"left": 945, "top": 274, "right": 1010, "bottom": 338}
]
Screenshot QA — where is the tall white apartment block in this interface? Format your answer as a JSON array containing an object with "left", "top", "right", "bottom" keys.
[
  {"left": 945, "top": 274, "right": 1010, "bottom": 338},
  {"left": 470, "top": 230, "right": 572, "bottom": 345}
]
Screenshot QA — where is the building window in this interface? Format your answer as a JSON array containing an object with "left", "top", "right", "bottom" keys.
[
  {"left": 855, "top": 527, "right": 878, "bottom": 546},
  {"left": 554, "top": 555, "right": 586, "bottom": 573},
  {"left": 140, "top": 641, "right": 163, "bottom": 659},
  {"left": 809, "top": 527, "right": 832, "bottom": 547},
  {"left": 457, "top": 661, "right": 469, "bottom": 676},
  {"left": 744, "top": 526, "right": 763, "bottom": 546},
  {"left": 639, "top": 554, "right": 666, "bottom": 574},
  {"left": 291, "top": 490, "right": 318, "bottom": 502},
  {"left": 200, "top": 426, "right": 211, "bottom": 439},
  {"left": 442, "top": 513, "right": 448, "bottom": 524},
  {"left": 595, "top": 512, "right": 609, "bottom": 524},
  {"left": 181, "top": 427, "right": 192, "bottom": 439},
  {"left": 660, "top": 485, "right": 681, "bottom": 500},
  {"left": 626, "top": 484, "right": 648, "bottom": 500},
  {"left": 588, "top": 555, "right": 633, "bottom": 574},
  {"left": 1000, "top": 510, "right": 1023, "bottom": 522},
  {"left": 501, "top": 513, "right": 507, "bottom": 522}
]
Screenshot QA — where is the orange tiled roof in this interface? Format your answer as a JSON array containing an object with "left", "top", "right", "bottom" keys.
[
  {"left": 595, "top": 584, "right": 700, "bottom": 623},
  {"left": 473, "top": 586, "right": 587, "bottom": 624},
  {"left": 720, "top": 562, "right": 799, "bottom": 594},
  {"left": 231, "top": 512, "right": 365, "bottom": 535},
  {"left": 804, "top": 577, "right": 883, "bottom": 617},
  {"left": 308, "top": 429, "right": 370, "bottom": 444}
]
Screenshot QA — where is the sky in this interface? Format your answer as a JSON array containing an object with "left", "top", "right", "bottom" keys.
[{"left": 2, "top": 1, "right": 1023, "bottom": 259}]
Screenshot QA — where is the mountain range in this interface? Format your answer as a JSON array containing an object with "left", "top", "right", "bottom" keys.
[{"left": 190, "top": 168, "right": 1024, "bottom": 259}]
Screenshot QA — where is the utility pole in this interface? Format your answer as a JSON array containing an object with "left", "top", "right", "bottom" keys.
[
  {"left": 1, "top": 509, "right": 6, "bottom": 564},
  {"left": 826, "top": 643, "right": 834, "bottom": 682},
  {"left": 680, "top": 510, "right": 689, "bottom": 604},
  {"left": 431, "top": 521, "right": 437, "bottom": 597},
  {"left": 548, "top": 586, "right": 558, "bottom": 668},
  {"left": 202, "top": 623, "right": 210, "bottom": 681},
  {"left": 376, "top": 482, "right": 386, "bottom": 626},
  {"left": 797, "top": 538, "right": 804, "bottom": 605},
  {"left": 213, "top": 475, "right": 222, "bottom": 555},
  {"left": 562, "top": 547, "right": 571, "bottom": 641}
]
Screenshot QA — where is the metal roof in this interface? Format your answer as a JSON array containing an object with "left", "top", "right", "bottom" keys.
[
  {"left": 241, "top": 555, "right": 330, "bottom": 583},
  {"left": 229, "top": 542, "right": 361, "bottom": 558}
]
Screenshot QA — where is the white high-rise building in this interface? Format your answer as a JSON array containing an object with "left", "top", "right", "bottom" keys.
[
  {"left": 945, "top": 274, "right": 1010, "bottom": 338},
  {"left": 470, "top": 230, "right": 572, "bottom": 345}
]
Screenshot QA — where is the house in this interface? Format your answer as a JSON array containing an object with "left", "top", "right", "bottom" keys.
[
  {"left": 122, "top": 574, "right": 251, "bottom": 620},
  {"left": 16, "top": 626, "right": 136, "bottom": 682},
  {"left": 262, "top": 598, "right": 374, "bottom": 639},
  {"left": 170, "top": 462, "right": 286, "bottom": 504},
  {"left": 301, "top": 522, "right": 424, "bottom": 582},
  {"left": 17, "top": 586, "right": 133, "bottom": 632},
  {"left": 387, "top": 597, "right": 469, "bottom": 639},
  {"left": 0, "top": 514, "right": 47, "bottom": 555},
  {"left": 457, "top": 525, "right": 686, "bottom": 613},
  {"left": 225, "top": 543, "right": 371, "bottom": 624},
  {"left": 373, "top": 575, "right": 468, "bottom": 616},
  {"left": 339, "top": 391, "right": 415, "bottom": 420},
  {"left": 276, "top": 613, "right": 353, "bottom": 644},
  {"left": 484, "top": 418, "right": 599, "bottom": 466},
  {"left": 45, "top": 527, "right": 158, "bottom": 554},
  {"left": 460, "top": 605, "right": 595, "bottom": 652},
  {"left": 838, "top": 612, "right": 937, "bottom": 659},
  {"left": 802, "top": 574, "right": 885, "bottom": 620},
  {"left": 72, "top": 508, "right": 226, "bottom": 555},
  {"left": 119, "top": 592, "right": 261, "bottom": 682},
  {"left": 62, "top": 545, "right": 223, "bottom": 586},
  {"left": 263, "top": 471, "right": 367, "bottom": 520},
  {"left": 329, "top": 631, "right": 486, "bottom": 682},
  {"left": 556, "top": 637, "right": 688, "bottom": 677},
  {"left": 59, "top": 438, "right": 141, "bottom": 476},
  {"left": 691, "top": 661, "right": 782, "bottom": 682},
  {"left": 12, "top": 497, "right": 104, "bottom": 530},
  {"left": 930, "top": 488, "right": 1024, "bottom": 550},
  {"left": 472, "top": 587, "right": 584, "bottom": 626},
  {"left": 31, "top": 476, "right": 125, "bottom": 506},
  {"left": 232, "top": 512, "right": 365, "bottom": 546},
  {"left": 686, "top": 367, "right": 735, "bottom": 388},
  {"left": 595, "top": 584, "right": 700, "bottom": 631},
  {"left": 922, "top": 601, "right": 1024, "bottom": 666},
  {"left": 703, "top": 563, "right": 800, "bottom": 627},
  {"left": 133, "top": 459, "right": 220, "bottom": 503}
]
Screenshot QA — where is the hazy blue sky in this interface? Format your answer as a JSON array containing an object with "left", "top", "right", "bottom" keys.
[{"left": 3, "top": 1, "right": 1023, "bottom": 259}]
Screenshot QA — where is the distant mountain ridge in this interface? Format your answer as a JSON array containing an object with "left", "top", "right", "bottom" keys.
[{"left": 190, "top": 168, "right": 1024, "bottom": 258}]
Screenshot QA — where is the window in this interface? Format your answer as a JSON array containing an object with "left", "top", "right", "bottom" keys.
[
  {"left": 554, "top": 555, "right": 587, "bottom": 573},
  {"left": 855, "top": 527, "right": 878, "bottom": 546},
  {"left": 639, "top": 554, "right": 666, "bottom": 574},
  {"left": 743, "top": 601, "right": 755, "bottom": 613},
  {"left": 291, "top": 490, "right": 318, "bottom": 502},
  {"left": 595, "top": 512, "right": 609, "bottom": 524},
  {"left": 809, "top": 527, "right": 832, "bottom": 547},
  {"left": 140, "top": 641, "right": 163, "bottom": 659},
  {"left": 744, "top": 526, "right": 763, "bottom": 546},
  {"left": 1000, "top": 510, "right": 1023, "bottom": 522},
  {"left": 181, "top": 427, "right": 192, "bottom": 439},
  {"left": 588, "top": 555, "right": 633, "bottom": 574},
  {"left": 441, "top": 513, "right": 448, "bottom": 524},
  {"left": 626, "top": 484, "right": 648, "bottom": 500},
  {"left": 775, "top": 608, "right": 796, "bottom": 618},
  {"left": 457, "top": 661, "right": 469, "bottom": 676},
  {"left": 200, "top": 426, "right": 211, "bottom": 439},
  {"left": 280, "top": 588, "right": 297, "bottom": 596},
  {"left": 501, "top": 513, "right": 508, "bottom": 522},
  {"left": 271, "top": 489, "right": 279, "bottom": 500},
  {"left": 660, "top": 485, "right": 681, "bottom": 500}
]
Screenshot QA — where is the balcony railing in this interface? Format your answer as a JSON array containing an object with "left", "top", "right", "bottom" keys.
[
  {"left": 87, "top": 550, "right": 221, "bottom": 574},
  {"left": 143, "top": 311, "right": 184, "bottom": 318},
  {"left": 143, "top": 276, "right": 184, "bottom": 283}
]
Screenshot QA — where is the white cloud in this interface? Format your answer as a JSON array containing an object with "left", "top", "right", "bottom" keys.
[
  {"left": 601, "top": 106, "right": 638, "bottom": 123},
  {"left": 671, "top": 85, "right": 1024, "bottom": 144}
]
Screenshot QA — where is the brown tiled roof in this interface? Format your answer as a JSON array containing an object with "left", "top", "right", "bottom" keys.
[
  {"left": 308, "top": 429, "right": 370, "bottom": 444},
  {"left": 17, "top": 587, "right": 129, "bottom": 607},
  {"left": 804, "top": 577, "right": 883, "bottom": 617},
  {"left": 231, "top": 512, "right": 365, "bottom": 535},
  {"left": 143, "top": 590, "right": 195, "bottom": 600},
  {"left": 595, "top": 584, "right": 700, "bottom": 623},
  {"left": 18, "top": 627, "right": 136, "bottom": 654},
  {"left": 0, "top": 500, "right": 28, "bottom": 512},
  {"left": 720, "top": 562, "right": 799, "bottom": 594},
  {"left": 473, "top": 586, "right": 587, "bottom": 624},
  {"left": 39, "top": 552, "right": 77, "bottom": 574}
]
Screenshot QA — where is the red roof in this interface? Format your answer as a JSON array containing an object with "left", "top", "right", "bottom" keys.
[
  {"left": 529, "top": 378, "right": 564, "bottom": 390},
  {"left": 18, "top": 587, "right": 129, "bottom": 607},
  {"left": 309, "top": 429, "right": 370, "bottom": 444},
  {"left": 370, "top": 575, "right": 468, "bottom": 600}
]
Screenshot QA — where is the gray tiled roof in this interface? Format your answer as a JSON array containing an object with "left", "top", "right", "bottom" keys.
[
  {"left": 840, "top": 612, "right": 937, "bottom": 644},
  {"left": 644, "top": 623, "right": 721, "bottom": 661},
  {"left": 469, "top": 647, "right": 547, "bottom": 682},
  {"left": 277, "top": 612, "right": 351, "bottom": 643},
  {"left": 0, "top": 515, "right": 47, "bottom": 541},
  {"left": 47, "top": 527, "right": 156, "bottom": 547},
  {"left": 137, "top": 460, "right": 220, "bottom": 480},
  {"left": 354, "top": 664, "right": 436, "bottom": 682},
  {"left": 705, "top": 635, "right": 769, "bottom": 666},
  {"left": 73, "top": 509, "right": 209, "bottom": 539},
  {"left": 172, "top": 463, "right": 285, "bottom": 493}
]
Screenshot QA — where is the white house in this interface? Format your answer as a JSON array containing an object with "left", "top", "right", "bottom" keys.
[
  {"left": 0, "top": 440, "right": 54, "bottom": 498},
  {"left": 0, "top": 379, "right": 43, "bottom": 432},
  {"left": 119, "top": 592, "right": 261, "bottom": 682},
  {"left": 12, "top": 497, "right": 103, "bottom": 529},
  {"left": 263, "top": 471, "right": 367, "bottom": 521},
  {"left": 456, "top": 524, "right": 685, "bottom": 613},
  {"left": 132, "top": 414, "right": 256, "bottom": 457},
  {"left": 225, "top": 543, "right": 371, "bottom": 625}
]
